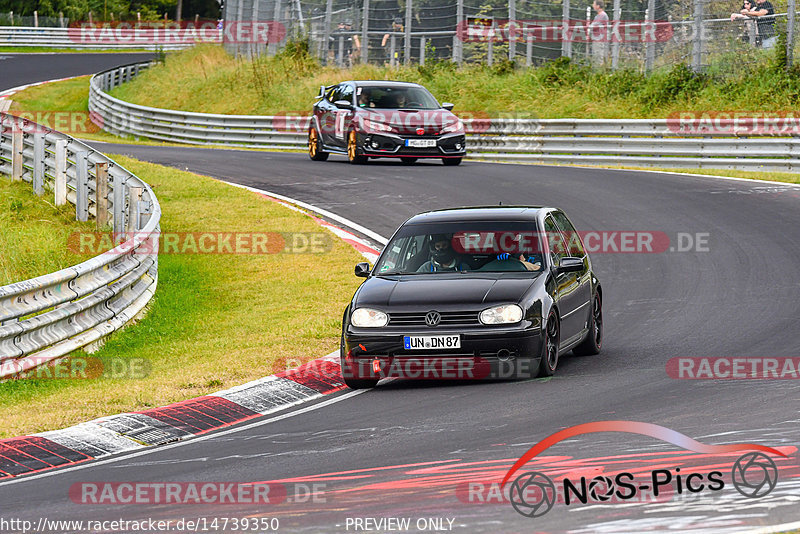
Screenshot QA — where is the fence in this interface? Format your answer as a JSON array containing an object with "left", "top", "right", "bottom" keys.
[
  {"left": 0, "top": 26, "right": 221, "bottom": 50},
  {"left": 222, "top": 0, "right": 799, "bottom": 73},
  {"left": 89, "top": 61, "right": 800, "bottom": 172},
  {"left": 0, "top": 112, "right": 161, "bottom": 379}
]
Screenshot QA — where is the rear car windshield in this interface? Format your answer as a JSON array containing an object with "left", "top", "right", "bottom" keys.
[
  {"left": 374, "top": 221, "right": 545, "bottom": 275},
  {"left": 357, "top": 86, "right": 440, "bottom": 110}
]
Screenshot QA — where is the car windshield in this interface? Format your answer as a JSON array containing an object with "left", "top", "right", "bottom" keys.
[
  {"left": 356, "top": 85, "right": 440, "bottom": 110},
  {"left": 374, "top": 221, "right": 546, "bottom": 275}
]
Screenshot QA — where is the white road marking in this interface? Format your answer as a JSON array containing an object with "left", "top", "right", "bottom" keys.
[{"left": 0, "top": 389, "right": 365, "bottom": 487}]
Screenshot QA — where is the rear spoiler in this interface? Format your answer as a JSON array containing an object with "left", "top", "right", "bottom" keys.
[{"left": 315, "top": 84, "right": 335, "bottom": 100}]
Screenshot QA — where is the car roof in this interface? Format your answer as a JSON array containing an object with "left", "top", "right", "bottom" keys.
[
  {"left": 349, "top": 80, "right": 424, "bottom": 88},
  {"left": 404, "top": 206, "right": 549, "bottom": 224}
]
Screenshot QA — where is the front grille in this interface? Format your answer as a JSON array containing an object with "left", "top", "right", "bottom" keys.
[{"left": 389, "top": 311, "right": 480, "bottom": 327}]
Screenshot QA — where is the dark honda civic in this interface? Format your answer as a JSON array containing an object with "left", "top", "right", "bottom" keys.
[
  {"left": 340, "top": 207, "right": 603, "bottom": 389},
  {"left": 308, "top": 80, "right": 466, "bottom": 165}
]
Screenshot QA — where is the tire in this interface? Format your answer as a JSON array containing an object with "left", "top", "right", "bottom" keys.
[
  {"left": 308, "top": 127, "right": 329, "bottom": 161},
  {"left": 573, "top": 292, "right": 603, "bottom": 356},
  {"left": 401, "top": 157, "right": 418, "bottom": 165},
  {"left": 442, "top": 157, "right": 462, "bottom": 166},
  {"left": 347, "top": 130, "right": 368, "bottom": 164},
  {"left": 343, "top": 377, "right": 380, "bottom": 389},
  {"left": 537, "top": 311, "right": 560, "bottom": 377}
]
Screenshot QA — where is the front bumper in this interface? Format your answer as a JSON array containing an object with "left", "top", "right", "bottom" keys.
[
  {"left": 341, "top": 328, "right": 542, "bottom": 380},
  {"left": 357, "top": 131, "right": 466, "bottom": 158}
]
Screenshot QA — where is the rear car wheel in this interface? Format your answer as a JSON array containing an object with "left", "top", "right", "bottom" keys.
[
  {"left": 537, "top": 311, "right": 560, "bottom": 377},
  {"left": 401, "top": 157, "right": 418, "bottom": 165},
  {"left": 573, "top": 292, "right": 602, "bottom": 356},
  {"left": 347, "top": 130, "right": 368, "bottom": 164},
  {"left": 308, "top": 127, "right": 329, "bottom": 161},
  {"left": 442, "top": 157, "right": 462, "bottom": 166}
]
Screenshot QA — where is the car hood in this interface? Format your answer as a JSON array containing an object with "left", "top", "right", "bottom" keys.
[
  {"left": 353, "top": 275, "right": 537, "bottom": 310},
  {"left": 357, "top": 109, "right": 460, "bottom": 135}
]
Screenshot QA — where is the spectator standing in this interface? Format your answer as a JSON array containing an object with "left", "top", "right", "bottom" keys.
[
  {"left": 588, "top": 0, "right": 609, "bottom": 67},
  {"left": 382, "top": 18, "right": 404, "bottom": 65}
]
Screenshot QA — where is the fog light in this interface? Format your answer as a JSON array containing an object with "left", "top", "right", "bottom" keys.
[
  {"left": 455, "top": 143, "right": 462, "bottom": 150},
  {"left": 372, "top": 142, "right": 379, "bottom": 149}
]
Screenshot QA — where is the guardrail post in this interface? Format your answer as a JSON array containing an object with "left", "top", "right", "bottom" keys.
[
  {"left": 269, "top": 0, "right": 282, "bottom": 56},
  {"left": 404, "top": 0, "right": 412, "bottom": 65},
  {"left": 420, "top": 36, "right": 426, "bottom": 65},
  {"left": 75, "top": 151, "right": 89, "bottom": 222},
  {"left": 54, "top": 139, "right": 67, "bottom": 206},
  {"left": 11, "top": 129, "right": 22, "bottom": 181},
  {"left": 127, "top": 186, "right": 143, "bottom": 232},
  {"left": 113, "top": 171, "right": 124, "bottom": 234},
  {"left": 390, "top": 34, "right": 396, "bottom": 66},
  {"left": 338, "top": 35, "right": 344, "bottom": 67},
  {"left": 95, "top": 162, "right": 109, "bottom": 229},
  {"left": 32, "top": 133, "right": 44, "bottom": 195}
]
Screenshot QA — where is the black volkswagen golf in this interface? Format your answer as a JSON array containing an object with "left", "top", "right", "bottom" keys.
[{"left": 340, "top": 207, "right": 603, "bottom": 389}]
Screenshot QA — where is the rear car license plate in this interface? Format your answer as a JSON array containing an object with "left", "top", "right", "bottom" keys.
[
  {"left": 405, "top": 139, "right": 437, "bottom": 148},
  {"left": 403, "top": 335, "right": 461, "bottom": 350}
]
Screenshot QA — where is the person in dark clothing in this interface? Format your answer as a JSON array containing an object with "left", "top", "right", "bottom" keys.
[{"left": 741, "top": 0, "right": 776, "bottom": 48}]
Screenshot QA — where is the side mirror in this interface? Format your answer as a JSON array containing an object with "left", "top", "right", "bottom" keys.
[
  {"left": 355, "top": 262, "right": 371, "bottom": 277},
  {"left": 557, "top": 256, "right": 584, "bottom": 274},
  {"left": 441, "top": 102, "right": 455, "bottom": 111},
  {"left": 334, "top": 99, "right": 353, "bottom": 110}
]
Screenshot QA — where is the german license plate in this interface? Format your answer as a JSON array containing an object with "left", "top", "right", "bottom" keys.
[
  {"left": 403, "top": 335, "right": 460, "bottom": 350},
  {"left": 405, "top": 139, "right": 436, "bottom": 148}
]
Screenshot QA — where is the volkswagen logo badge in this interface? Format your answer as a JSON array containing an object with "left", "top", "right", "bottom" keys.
[
  {"left": 416, "top": 127, "right": 425, "bottom": 135},
  {"left": 425, "top": 311, "right": 441, "bottom": 327}
]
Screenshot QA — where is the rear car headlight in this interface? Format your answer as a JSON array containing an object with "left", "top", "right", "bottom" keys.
[
  {"left": 363, "top": 119, "right": 394, "bottom": 133},
  {"left": 442, "top": 120, "right": 464, "bottom": 134},
  {"left": 351, "top": 308, "right": 389, "bottom": 327},
  {"left": 480, "top": 304, "right": 523, "bottom": 325}
]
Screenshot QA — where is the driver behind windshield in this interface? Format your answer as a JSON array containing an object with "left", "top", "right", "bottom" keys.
[{"left": 417, "top": 234, "right": 471, "bottom": 272}]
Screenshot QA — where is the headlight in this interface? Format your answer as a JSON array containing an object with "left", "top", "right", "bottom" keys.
[
  {"left": 363, "top": 119, "right": 393, "bottom": 133},
  {"left": 480, "top": 304, "right": 523, "bottom": 325},
  {"left": 442, "top": 120, "right": 464, "bottom": 134},
  {"left": 351, "top": 308, "right": 389, "bottom": 327}
]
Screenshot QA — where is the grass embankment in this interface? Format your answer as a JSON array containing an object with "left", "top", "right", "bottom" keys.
[
  {"left": 107, "top": 43, "right": 800, "bottom": 119},
  {"left": 0, "top": 159, "right": 363, "bottom": 438},
  {"left": 0, "top": 178, "right": 95, "bottom": 285}
]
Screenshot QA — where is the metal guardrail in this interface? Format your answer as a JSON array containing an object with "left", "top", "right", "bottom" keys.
[
  {"left": 0, "top": 26, "right": 220, "bottom": 49},
  {"left": 0, "top": 112, "right": 161, "bottom": 378},
  {"left": 90, "top": 62, "right": 800, "bottom": 172}
]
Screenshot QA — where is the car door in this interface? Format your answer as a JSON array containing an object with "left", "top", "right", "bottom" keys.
[
  {"left": 544, "top": 214, "right": 583, "bottom": 343},
  {"left": 552, "top": 211, "right": 592, "bottom": 338},
  {"left": 318, "top": 84, "right": 342, "bottom": 146},
  {"left": 330, "top": 83, "right": 355, "bottom": 149}
]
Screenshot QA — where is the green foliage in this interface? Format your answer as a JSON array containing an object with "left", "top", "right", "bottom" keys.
[{"left": 637, "top": 63, "right": 708, "bottom": 111}]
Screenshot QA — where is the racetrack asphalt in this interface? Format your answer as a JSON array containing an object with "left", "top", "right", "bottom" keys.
[{"left": 2, "top": 56, "right": 800, "bottom": 533}]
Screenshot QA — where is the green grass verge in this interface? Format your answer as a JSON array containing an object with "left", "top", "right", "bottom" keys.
[
  {"left": 0, "top": 157, "right": 364, "bottom": 438},
  {"left": 0, "top": 178, "right": 95, "bottom": 285},
  {"left": 107, "top": 43, "right": 800, "bottom": 119}
]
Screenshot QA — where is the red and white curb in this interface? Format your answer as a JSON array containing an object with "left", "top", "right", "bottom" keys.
[{"left": 0, "top": 187, "right": 383, "bottom": 481}]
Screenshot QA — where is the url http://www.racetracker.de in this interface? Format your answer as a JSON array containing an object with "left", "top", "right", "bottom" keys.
[{"left": 0, "top": 516, "right": 282, "bottom": 533}]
